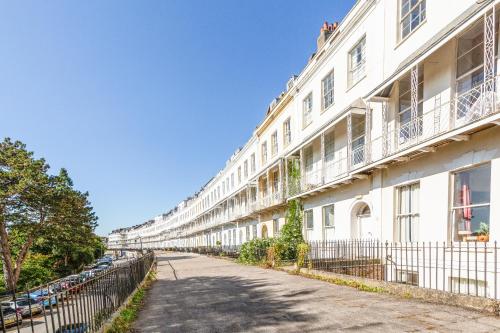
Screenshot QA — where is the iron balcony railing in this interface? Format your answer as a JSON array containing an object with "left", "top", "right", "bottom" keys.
[{"left": 308, "top": 240, "right": 500, "bottom": 300}]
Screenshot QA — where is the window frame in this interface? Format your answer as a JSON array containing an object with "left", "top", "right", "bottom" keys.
[
  {"left": 271, "top": 130, "right": 278, "bottom": 156},
  {"left": 348, "top": 35, "right": 367, "bottom": 88},
  {"left": 304, "top": 209, "right": 314, "bottom": 230},
  {"left": 322, "top": 204, "right": 335, "bottom": 229},
  {"left": 450, "top": 163, "right": 491, "bottom": 242},
  {"left": 321, "top": 70, "right": 335, "bottom": 112},
  {"left": 283, "top": 117, "right": 292, "bottom": 147},
  {"left": 395, "top": 182, "right": 420, "bottom": 242},
  {"left": 250, "top": 153, "right": 256, "bottom": 173},
  {"left": 399, "top": 0, "right": 426, "bottom": 42},
  {"left": 261, "top": 141, "right": 268, "bottom": 165},
  {"left": 302, "top": 93, "right": 313, "bottom": 129}
]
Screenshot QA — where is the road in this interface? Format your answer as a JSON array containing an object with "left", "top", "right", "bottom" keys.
[{"left": 133, "top": 252, "right": 500, "bottom": 333}]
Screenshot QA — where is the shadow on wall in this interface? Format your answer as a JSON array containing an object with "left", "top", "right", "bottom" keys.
[{"left": 135, "top": 272, "right": 318, "bottom": 332}]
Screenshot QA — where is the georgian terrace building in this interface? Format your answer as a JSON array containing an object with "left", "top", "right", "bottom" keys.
[{"left": 109, "top": 0, "right": 500, "bottom": 251}]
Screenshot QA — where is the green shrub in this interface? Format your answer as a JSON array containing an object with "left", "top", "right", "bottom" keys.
[
  {"left": 238, "top": 238, "right": 275, "bottom": 264},
  {"left": 297, "top": 243, "right": 310, "bottom": 268}
]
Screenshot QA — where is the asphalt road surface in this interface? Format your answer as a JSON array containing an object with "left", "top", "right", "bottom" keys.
[{"left": 133, "top": 251, "right": 500, "bottom": 333}]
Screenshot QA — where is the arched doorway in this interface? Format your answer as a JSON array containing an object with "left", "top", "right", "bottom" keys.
[
  {"left": 350, "top": 201, "right": 373, "bottom": 239},
  {"left": 261, "top": 225, "right": 268, "bottom": 239},
  {"left": 357, "top": 204, "right": 373, "bottom": 239}
]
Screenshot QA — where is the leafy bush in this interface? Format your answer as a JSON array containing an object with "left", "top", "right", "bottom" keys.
[
  {"left": 238, "top": 238, "right": 275, "bottom": 264},
  {"left": 279, "top": 199, "right": 304, "bottom": 260},
  {"left": 297, "top": 243, "right": 310, "bottom": 268}
]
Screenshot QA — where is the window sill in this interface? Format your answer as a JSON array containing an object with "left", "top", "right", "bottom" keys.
[
  {"left": 395, "top": 19, "right": 427, "bottom": 50},
  {"left": 321, "top": 103, "right": 335, "bottom": 115},
  {"left": 346, "top": 74, "right": 366, "bottom": 93}
]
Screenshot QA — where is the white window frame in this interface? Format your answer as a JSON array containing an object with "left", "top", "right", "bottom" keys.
[
  {"left": 283, "top": 117, "right": 292, "bottom": 147},
  {"left": 322, "top": 204, "right": 335, "bottom": 229},
  {"left": 395, "top": 182, "right": 420, "bottom": 242},
  {"left": 244, "top": 160, "right": 248, "bottom": 179},
  {"left": 322, "top": 70, "right": 335, "bottom": 111},
  {"left": 348, "top": 36, "right": 366, "bottom": 88},
  {"left": 399, "top": 0, "right": 426, "bottom": 41},
  {"left": 271, "top": 130, "right": 278, "bottom": 156},
  {"left": 304, "top": 209, "right": 314, "bottom": 230},
  {"left": 451, "top": 163, "right": 491, "bottom": 242},
  {"left": 302, "top": 93, "right": 313, "bottom": 128},
  {"left": 261, "top": 141, "right": 268, "bottom": 165},
  {"left": 250, "top": 153, "right": 256, "bottom": 173}
]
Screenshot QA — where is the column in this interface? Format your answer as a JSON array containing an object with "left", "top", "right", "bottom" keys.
[
  {"left": 365, "top": 101, "right": 372, "bottom": 164},
  {"left": 410, "top": 65, "right": 418, "bottom": 139},
  {"left": 320, "top": 132, "right": 326, "bottom": 183},
  {"left": 347, "top": 112, "right": 353, "bottom": 170},
  {"left": 382, "top": 100, "right": 388, "bottom": 157},
  {"left": 484, "top": 6, "right": 496, "bottom": 112}
]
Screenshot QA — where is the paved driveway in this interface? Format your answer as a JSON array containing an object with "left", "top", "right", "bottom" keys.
[{"left": 133, "top": 252, "right": 500, "bottom": 333}]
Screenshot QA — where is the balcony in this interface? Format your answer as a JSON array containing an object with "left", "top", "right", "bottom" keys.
[{"left": 366, "top": 76, "right": 500, "bottom": 167}]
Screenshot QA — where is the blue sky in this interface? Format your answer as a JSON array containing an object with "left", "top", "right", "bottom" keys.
[{"left": 0, "top": 1, "right": 355, "bottom": 235}]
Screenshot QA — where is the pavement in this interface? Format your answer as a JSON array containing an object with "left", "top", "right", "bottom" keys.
[{"left": 133, "top": 251, "right": 500, "bottom": 333}]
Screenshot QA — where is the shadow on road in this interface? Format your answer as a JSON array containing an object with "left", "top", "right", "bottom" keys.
[{"left": 136, "top": 274, "right": 317, "bottom": 332}]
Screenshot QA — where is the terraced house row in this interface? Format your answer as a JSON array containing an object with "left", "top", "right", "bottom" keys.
[{"left": 110, "top": 0, "right": 500, "bottom": 291}]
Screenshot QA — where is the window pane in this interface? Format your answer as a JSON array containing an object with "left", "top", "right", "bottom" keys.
[
  {"left": 323, "top": 204, "right": 334, "bottom": 227},
  {"left": 453, "top": 164, "right": 491, "bottom": 207},
  {"left": 305, "top": 210, "right": 314, "bottom": 229},
  {"left": 454, "top": 205, "right": 490, "bottom": 241}
]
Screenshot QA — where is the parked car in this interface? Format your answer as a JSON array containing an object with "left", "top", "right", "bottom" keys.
[
  {"left": 0, "top": 307, "right": 22, "bottom": 327},
  {"left": 55, "top": 323, "right": 88, "bottom": 333},
  {"left": 21, "top": 289, "right": 57, "bottom": 307},
  {"left": 1, "top": 298, "right": 43, "bottom": 317}
]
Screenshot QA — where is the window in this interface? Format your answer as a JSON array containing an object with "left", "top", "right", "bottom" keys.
[
  {"left": 322, "top": 70, "right": 335, "bottom": 110},
  {"left": 271, "top": 131, "right": 278, "bottom": 156},
  {"left": 396, "top": 183, "right": 420, "bottom": 242},
  {"left": 452, "top": 164, "right": 491, "bottom": 242},
  {"left": 323, "top": 204, "right": 334, "bottom": 228},
  {"left": 273, "top": 218, "right": 280, "bottom": 235},
  {"left": 231, "top": 173, "right": 235, "bottom": 188},
  {"left": 304, "top": 146, "right": 313, "bottom": 174},
  {"left": 238, "top": 166, "right": 242, "bottom": 184},
  {"left": 253, "top": 225, "right": 257, "bottom": 239},
  {"left": 303, "top": 93, "right": 313, "bottom": 128},
  {"left": 348, "top": 36, "right": 366, "bottom": 87},
  {"left": 283, "top": 117, "right": 292, "bottom": 146},
  {"left": 304, "top": 209, "right": 314, "bottom": 229},
  {"left": 226, "top": 177, "right": 230, "bottom": 192},
  {"left": 400, "top": 0, "right": 426, "bottom": 40},
  {"left": 456, "top": 19, "right": 498, "bottom": 120},
  {"left": 396, "top": 270, "right": 419, "bottom": 286},
  {"left": 324, "top": 131, "right": 335, "bottom": 163},
  {"left": 244, "top": 160, "right": 248, "bottom": 178},
  {"left": 261, "top": 141, "right": 268, "bottom": 165},
  {"left": 246, "top": 225, "right": 250, "bottom": 241},
  {"left": 250, "top": 154, "right": 256, "bottom": 173},
  {"left": 351, "top": 114, "right": 365, "bottom": 166}
]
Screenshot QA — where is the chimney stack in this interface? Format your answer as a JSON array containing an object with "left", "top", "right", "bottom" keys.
[{"left": 317, "top": 21, "right": 338, "bottom": 52}]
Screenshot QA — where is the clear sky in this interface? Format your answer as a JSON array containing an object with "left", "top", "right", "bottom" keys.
[{"left": 0, "top": 1, "right": 356, "bottom": 236}]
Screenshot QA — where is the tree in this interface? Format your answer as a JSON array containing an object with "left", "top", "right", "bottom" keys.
[{"left": 0, "top": 138, "right": 98, "bottom": 291}]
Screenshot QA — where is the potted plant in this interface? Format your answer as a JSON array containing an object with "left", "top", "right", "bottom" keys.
[{"left": 476, "top": 222, "right": 489, "bottom": 242}]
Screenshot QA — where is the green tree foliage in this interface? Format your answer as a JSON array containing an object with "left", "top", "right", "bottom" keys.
[
  {"left": 279, "top": 199, "right": 304, "bottom": 260},
  {"left": 238, "top": 238, "right": 275, "bottom": 264},
  {"left": 0, "top": 138, "right": 101, "bottom": 291}
]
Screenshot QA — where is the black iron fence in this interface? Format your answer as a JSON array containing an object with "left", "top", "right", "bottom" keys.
[
  {"left": 169, "top": 245, "right": 242, "bottom": 258},
  {"left": 0, "top": 252, "right": 155, "bottom": 333},
  {"left": 307, "top": 240, "right": 500, "bottom": 300}
]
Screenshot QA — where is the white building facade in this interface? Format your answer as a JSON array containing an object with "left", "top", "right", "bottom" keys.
[{"left": 110, "top": 0, "right": 500, "bottom": 259}]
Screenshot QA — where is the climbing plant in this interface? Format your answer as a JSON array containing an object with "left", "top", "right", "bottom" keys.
[{"left": 278, "top": 199, "right": 304, "bottom": 260}]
